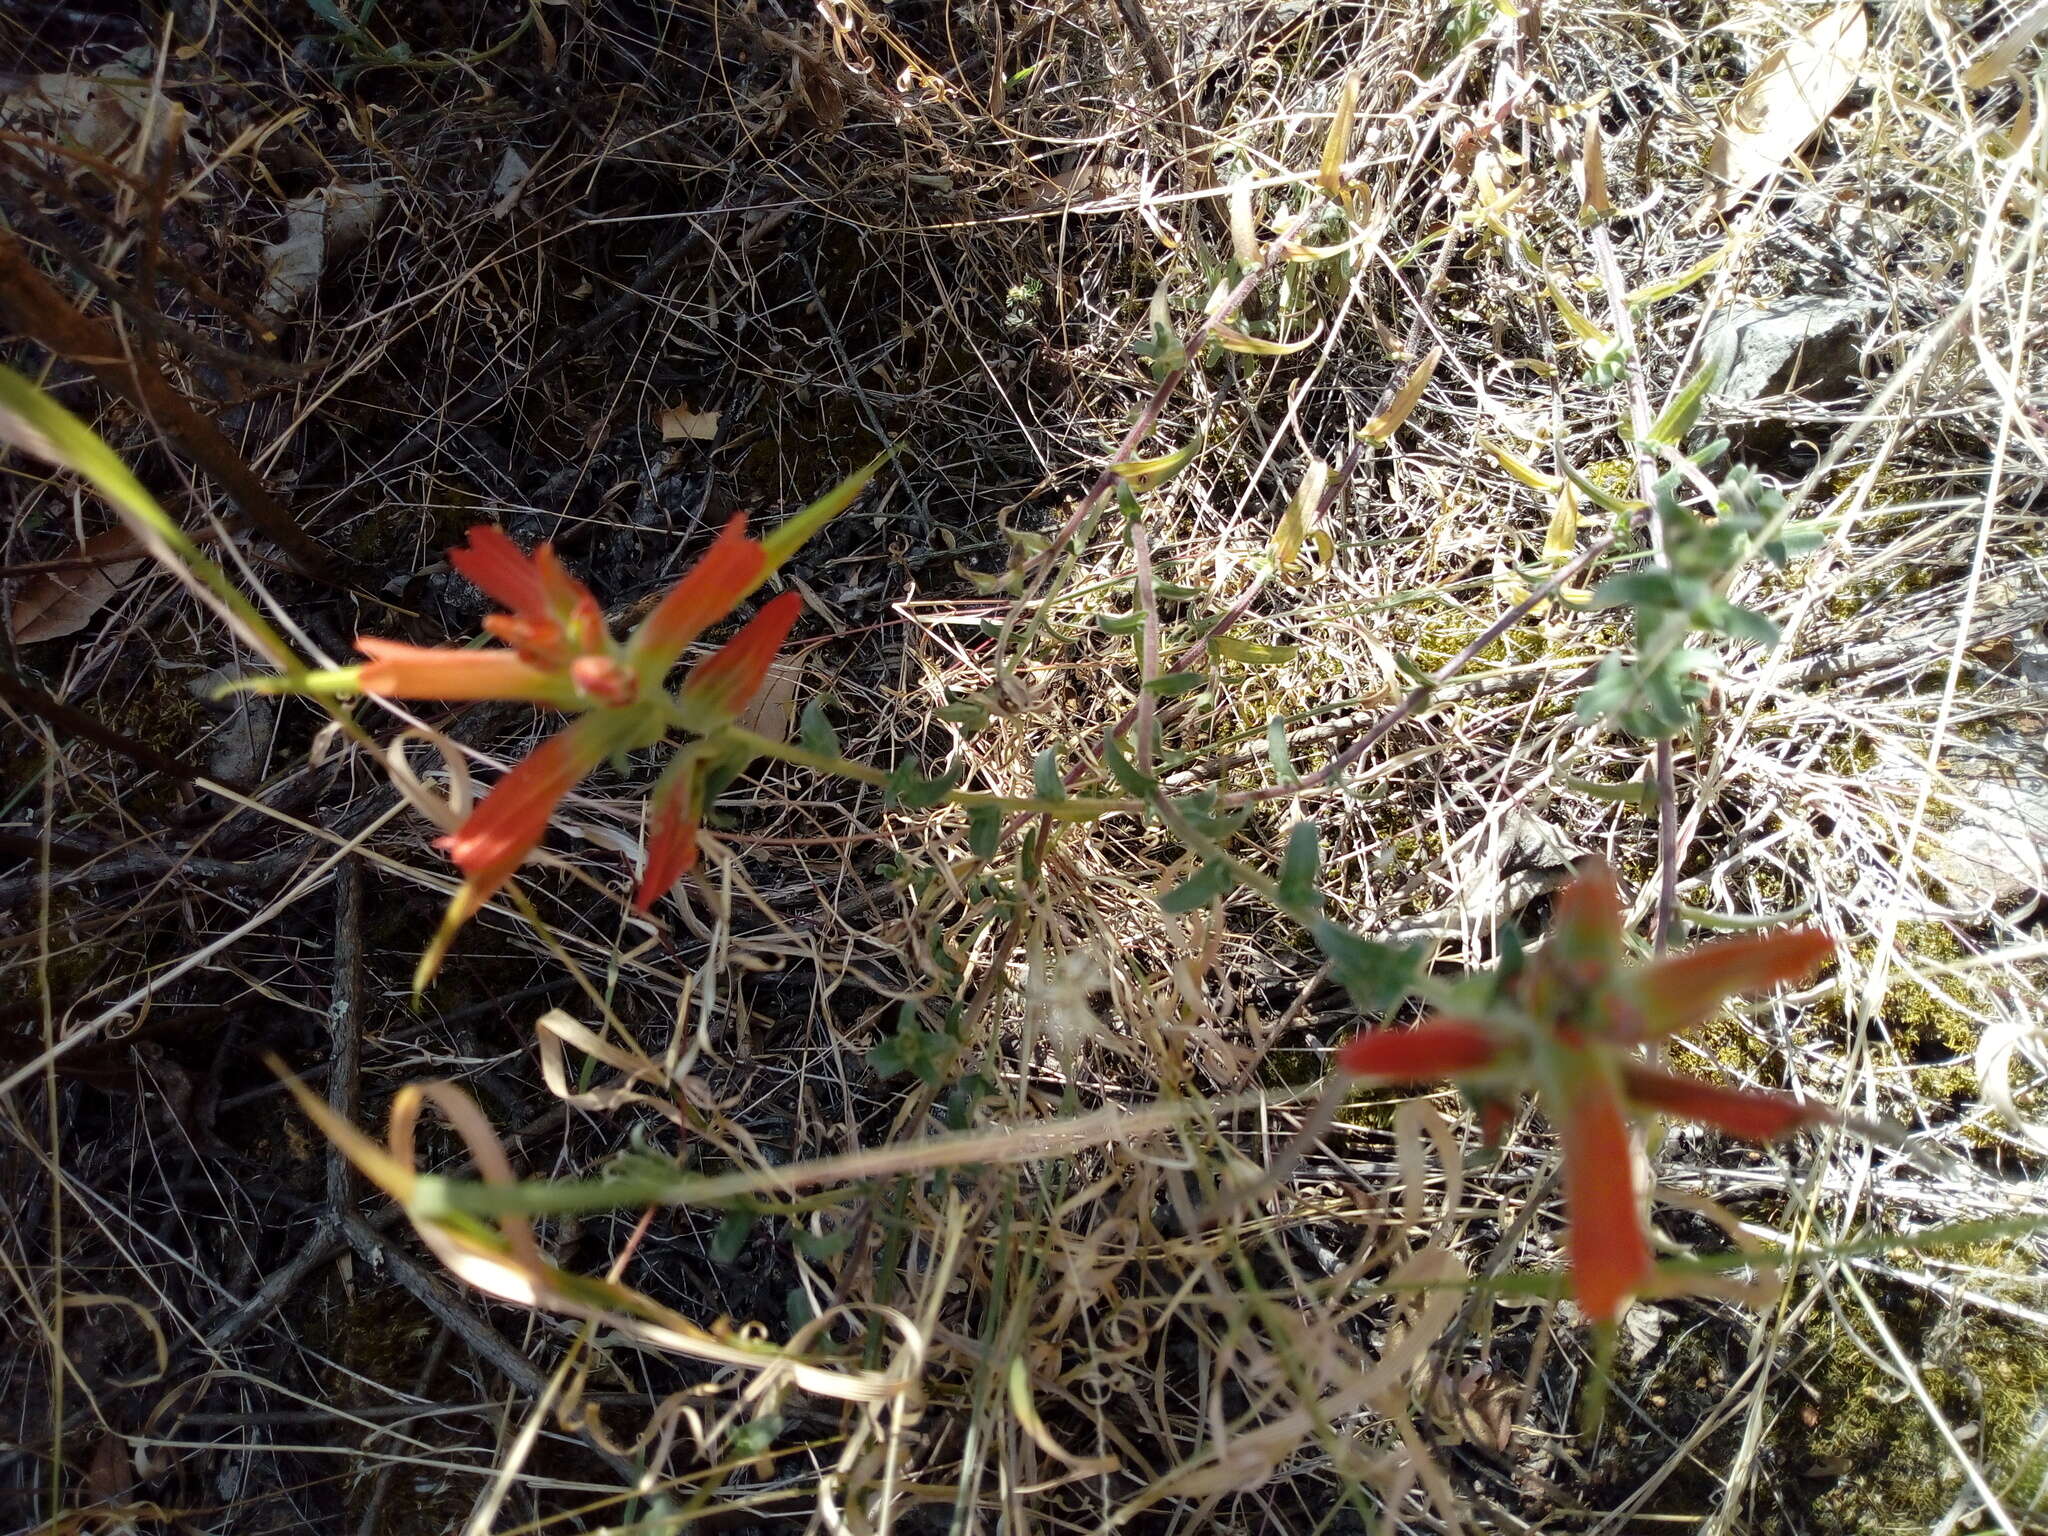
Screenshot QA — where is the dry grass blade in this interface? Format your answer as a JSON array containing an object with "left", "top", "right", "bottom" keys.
[{"left": 6, "top": 0, "right": 2048, "bottom": 1530}]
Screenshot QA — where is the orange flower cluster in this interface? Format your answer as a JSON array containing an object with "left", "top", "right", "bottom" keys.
[
  {"left": 1338, "top": 863, "right": 1835, "bottom": 1323},
  {"left": 281, "top": 515, "right": 807, "bottom": 986}
]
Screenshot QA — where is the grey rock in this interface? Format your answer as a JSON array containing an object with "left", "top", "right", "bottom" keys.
[
  {"left": 1908, "top": 728, "right": 2048, "bottom": 911},
  {"left": 192, "top": 667, "right": 276, "bottom": 786},
  {"left": 1702, "top": 295, "right": 1877, "bottom": 407}
]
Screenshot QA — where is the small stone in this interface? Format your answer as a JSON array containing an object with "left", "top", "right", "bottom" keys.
[
  {"left": 1702, "top": 294, "right": 1877, "bottom": 407},
  {"left": 1889, "top": 727, "right": 2048, "bottom": 911}
]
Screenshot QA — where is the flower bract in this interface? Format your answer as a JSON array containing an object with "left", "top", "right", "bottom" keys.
[{"left": 1337, "top": 861, "right": 1835, "bottom": 1323}]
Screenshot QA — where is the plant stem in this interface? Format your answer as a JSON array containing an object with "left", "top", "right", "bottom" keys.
[{"left": 720, "top": 726, "right": 1139, "bottom": 821}]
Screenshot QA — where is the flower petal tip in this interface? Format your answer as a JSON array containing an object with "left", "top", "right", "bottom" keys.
[{"left": 1336, "top": 1018, "right": 1502, "bottom": 1079}]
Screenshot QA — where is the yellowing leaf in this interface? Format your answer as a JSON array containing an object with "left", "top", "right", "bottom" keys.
[
  {"left": 1625, "top": 237, "right": 1740, "bottom": 306},
  {"left": 1010, "top": 1357, "right": 1119, "bottom": 1472},
  {"left": 271, "top": 1056, "right": 418, "bottom": 1205},
  {"left": 657, "top": 402, "right": 721, "bottom": 441},
  {"left": 1708, "top": 2, "right": 1867, "bottom": 210},
  {"left": 1273, "top": 456, "right": 1330, "bottom": 575},
  {"left": 956, "top": 561, "right": 1021, "bottom": 595},
  {"left": 1209, "top": 320, "right": 1322, "bottom": 357},
  {"left": 1320, "top": 73, "right": 1360, "bottom": 198},
  {"left": 1361, "top": 346, "right": 1441, "bottom": 444},
  {"left": 1212, "top": 635, "right": 1300, "bottom": 666},
  {"left": 1484, "top": 440, "right": 1563, "bottom": 492},
  {"left": 1112, "top": 433, "right": 1203, "bottom": 493},
  {"left": 1543, "top": 483, "right": 1581, "bottom": 563},
  {"left": 1277, "top": 230, "right": 1371, "bottom": 263},
  {"left": 1544, "top": 274, "right": 1615, "bottom": 349}
]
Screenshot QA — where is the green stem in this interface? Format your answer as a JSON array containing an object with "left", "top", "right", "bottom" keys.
[{"left": 720, "top": 725, "right": 1140, "bottom": 821}]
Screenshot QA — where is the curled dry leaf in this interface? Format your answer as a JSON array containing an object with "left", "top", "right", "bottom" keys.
[
  {"left": 10, "top": 528, "right": 144, "bottom": 643},
  {"left": 255, "top": 182, "right": 386, "bottom": 332},
  {"left": 0, "top": 52, "right": 204, "bottom": 174},
  {"left": 1708, "top": 1, "right": 1867, "bottom": 210},
  {"left": 488, "top": 147, "right": 533, "bottom": 218},
  {"left": 1964, "top": 0, "right": 2048, "bottom": 88}
]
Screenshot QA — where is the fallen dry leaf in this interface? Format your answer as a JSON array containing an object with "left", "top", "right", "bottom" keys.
[
  {"left": 489, "top": 147, "right": 533, "bottom": 218},
  {"left": 0, "top": 48, "right": 208, "bottom": 176},
  {"left": 734, "top": 658, "right": 802, "bottom": 740},
  {"left": 255, "top": 182, "right": 386, "bottom": 332},
  {"left": 1708, "top": 2, "right": 1867, "bottom": 210},
  {"left": 657, "top": 402, "right": 721, "bottom": 442},
  {"left": 10, "top": 528, "right": 145, "bottom": 643}
]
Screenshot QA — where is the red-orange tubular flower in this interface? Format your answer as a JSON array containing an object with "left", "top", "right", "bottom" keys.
[
  {"left": 239, "top": 452, "right": 888, "bottom": 989},
  {"left": 1336, "top": 861, "right": 1835, "bottom": 1324},
  {"left": 344, "top": 518, "right": 805, "bottom": 988}
]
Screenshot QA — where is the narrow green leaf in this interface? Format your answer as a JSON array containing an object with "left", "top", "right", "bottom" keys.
[
  {"left": 936, "top": 697, "right": 991, "bottom": 730},
  {"left": 710, "top": 1209, "right": 755, "bottom": 1264},
  {"left": 1143, "top": 671, "right": 1210, "bottom": 698},
  {"left": 1169, "top": 791, "right": 1248, "bottom": 843},
  {"left": 1032, "top": 748, "right": 1067, "bottom": 803},
  {"left": 1563, "top": 774, "right": 1659, "bottom": 808},
  {"left": 1159, "top": 858, "right": 1235, "bottom": 914},
  {"left": 1277, "top": 821, "right": 1320, "bottom": 911},
  {"left": 1710, "top": 599, "right": 1781, "bottom": 648},
  {"left": 1561, "top": 459, "right": 1646, "bottom": 515},
  {"left": 1212, "top": 635, "right": 1301, "bottom": 667},
  {"left": 1640, "top": 360, "right": 1719, "bottom": 448},
  {"left": 799, "top": 699, "right": 840, "bottom": 757},
  {"left": 792, "top": 1224, "right": 856, "bottom": 1260},
  {"left": 968, "top": 804, "right": 1002, "bottom": 859},
  {"left": 757, "top": 447, "right": 895, "bottom": 586},
  {"left": 886, "top": 759, "right": 963, "bottom": 809},
  {"left": 1391, "top": 652, "right": 1434, "bottom": 688},
  {"left": 1591, "top": 569, "right": 1680, "bottom": 611},
  {"left": 1102, "top": 732, "right": 1157, "bottom": 797},
  {"left": 1265, "top": 717, "right": 1298, "bottom": 785}
]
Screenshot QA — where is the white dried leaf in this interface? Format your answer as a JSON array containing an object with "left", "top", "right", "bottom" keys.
[
  {"left": 489, "top": 147, "right": 533, "bottom": 218},
  {"left": 656, "top": 403, "right": 721, "bottom": 441},
  {"left": 255, "top": 182, "right": 386, "bottom": 331},
  {"left": 1708, "top": 2, "right": 1867, "bottom": 210}
]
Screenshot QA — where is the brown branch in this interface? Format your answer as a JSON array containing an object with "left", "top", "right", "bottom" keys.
[
  {"left": 0, "top": 662, "right": 226, "bottom": 787},
  {"left": 0, "top": 228, "right": 334, "bottom": 575}
]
